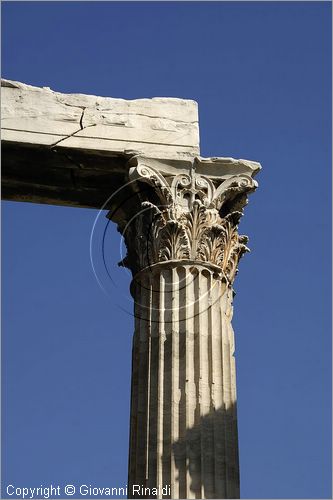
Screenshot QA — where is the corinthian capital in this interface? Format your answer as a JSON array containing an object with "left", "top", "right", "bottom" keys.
[{"left": 109, "top": 155, "right": 261, "bottom": 284}]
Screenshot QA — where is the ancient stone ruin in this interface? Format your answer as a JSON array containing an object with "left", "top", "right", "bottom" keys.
[{"left": 2, "top": 79, "right": 261, "bottom": 499}]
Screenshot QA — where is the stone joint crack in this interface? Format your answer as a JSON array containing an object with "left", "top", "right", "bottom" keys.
[{"left": 50, "top": 108, "right": 97, "bottom": 148}]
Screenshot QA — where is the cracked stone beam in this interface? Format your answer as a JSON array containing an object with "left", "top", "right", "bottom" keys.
[
  {"left": 1, "top": 79, "right": 200, "bottom": 209},
  {"left": 1, "top": 79, "right": 261, "bottom": 499}
]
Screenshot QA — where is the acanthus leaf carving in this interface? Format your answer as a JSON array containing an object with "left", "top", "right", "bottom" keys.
[
  {"left": 156, "top": 219, "right": 191, "bottom": 262},
  {"left": 112, "top": 157, "right": 259, "bottom": 284}
]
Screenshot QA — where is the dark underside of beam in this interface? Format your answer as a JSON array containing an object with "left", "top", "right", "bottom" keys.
[{"left": 1, "top": 142, "right": 130, "bottom": 210}]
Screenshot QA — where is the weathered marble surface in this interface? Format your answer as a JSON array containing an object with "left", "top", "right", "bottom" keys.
[
  {"left": 1, "top": 80, "right": 260, "bottom": 212},
  {"left": 1, "top": 79, "right": 199, "bottom": 160}
]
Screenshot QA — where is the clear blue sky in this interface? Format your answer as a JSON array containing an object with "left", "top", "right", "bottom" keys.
[{"left": 1, "top": 2, "right": 332, "bottom": 498}]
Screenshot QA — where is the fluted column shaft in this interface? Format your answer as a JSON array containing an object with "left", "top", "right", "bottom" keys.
[
  {"left": 108, "top": 155, "right": 260, "bottom": 498},
  {"left": 128, "top": 262, "right": 239, "bottom": 499}
]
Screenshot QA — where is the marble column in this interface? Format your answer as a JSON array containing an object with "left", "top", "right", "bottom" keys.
[{"left": 109, "top": 156, "right": 260, "bottom": 499}]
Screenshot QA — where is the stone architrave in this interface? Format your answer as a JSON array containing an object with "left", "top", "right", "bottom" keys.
[{"left": 108, "top": 155, "right": 261, "bottom": 499}]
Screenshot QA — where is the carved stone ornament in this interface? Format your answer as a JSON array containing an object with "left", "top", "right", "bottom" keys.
[{"left": 113, "top": 156, "right": 260, "bottom": 284}]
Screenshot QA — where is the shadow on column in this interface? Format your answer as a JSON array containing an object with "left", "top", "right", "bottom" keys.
[{"left": 171, "top": 404, "right": 240, "bottom": 500}]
